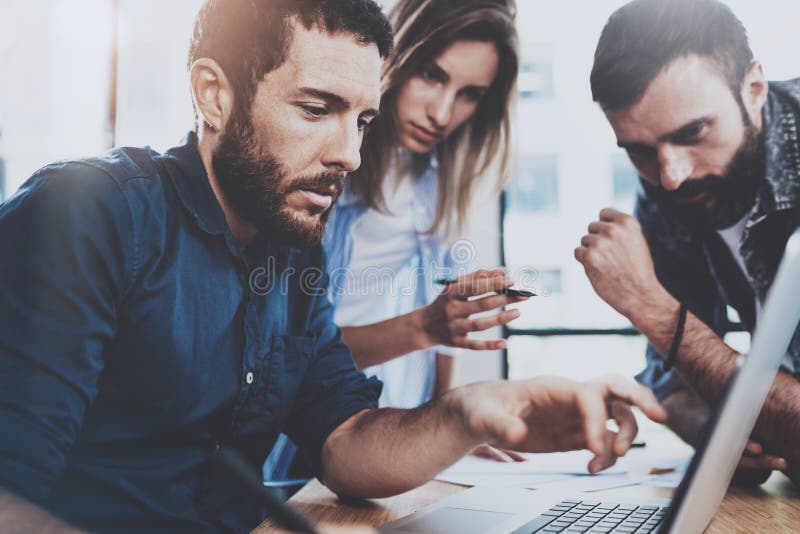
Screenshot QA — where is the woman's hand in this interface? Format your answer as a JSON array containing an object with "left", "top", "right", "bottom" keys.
[{"left": 414, "top": 268, "right": 529, "bottom": 351}]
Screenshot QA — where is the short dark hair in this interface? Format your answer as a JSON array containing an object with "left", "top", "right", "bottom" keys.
[
  {"left": 187, "top": 0, "right": 393, "bottom": 120},
  {"left": 590, "top": 0, "right": 753, "bottom": 110}
]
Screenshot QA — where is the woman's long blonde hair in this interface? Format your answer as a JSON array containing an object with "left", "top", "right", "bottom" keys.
[{"left": 351, "top": 0, "right": 518, "bottom": 237}]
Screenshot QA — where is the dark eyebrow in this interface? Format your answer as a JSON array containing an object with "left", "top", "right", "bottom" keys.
[
  {"left": 617, "top": 114, "right": 715, "bottom": 151},
  {"left": 663, "top": 115, "right": 714, "bottom": 143},
  {"left": 464, "top": 83, "right": 491, "bottom": 93},
  {"left": 297, "top": 87, "right": 378, "bottom": 119},
  {"left": 425, "top": 61, "right": 450, "bottom": 83},
  {"left": 617, "top": 140, "right": 648, "bottom": 151}
]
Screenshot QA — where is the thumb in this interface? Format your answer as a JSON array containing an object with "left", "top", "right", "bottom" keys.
[{"left": 484, "top": 413, "right": 527, "bottom": 448}]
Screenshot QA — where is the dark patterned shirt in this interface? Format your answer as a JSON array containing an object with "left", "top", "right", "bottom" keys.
[{"left": 636, "top": 78, "right": 800, "bottom": 400}]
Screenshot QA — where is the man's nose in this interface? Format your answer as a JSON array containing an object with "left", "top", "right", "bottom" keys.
[
  {"left": 657, "top": 145, "right": 693, "bottom": 191},
  {"left": 323, "top": 121, "right": 362, "bottom": 173}
]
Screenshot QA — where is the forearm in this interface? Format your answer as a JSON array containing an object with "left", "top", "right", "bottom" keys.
[
  {"left": 341, "top": 309, "right": 429, "bottom": 370},
  {"left": 756, "top": 372, "right": 800, "bottom": 466},
  {"left": 433, "top": 353, "right": 456, "bottom": 398},
  {"left": 635, "top": 291, "right": 800, "bottom": 468},
  {"left": 319, "top": 392, "right": 478, "bottom": 498},
  {"left": 0, "top": 488, "right": 83, "bottom": 533},
  {"left": 661, "top": 390, "right": 711, "bottom": 447},
  {"left": 632, "top": 288, "right": 738, "bottom": 402}
]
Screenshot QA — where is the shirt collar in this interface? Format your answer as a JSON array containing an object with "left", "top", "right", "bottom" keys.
[
  {"left": 161, "top": 132, "right": 230, "bottom": 236},
  {"left": 748, "top": 82, "right": 800, "bottom": 227},
  {"left": 337, "top": 151, "right": 439, "bottom": 209}
]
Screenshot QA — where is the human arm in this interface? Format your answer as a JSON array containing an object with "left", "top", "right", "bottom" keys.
[
  {"left": 0, "top": 167, "right": 132, "bottom": 520},
  {"left": 0, "top": 489, "right": 84, "bottom": 534},
  {"left": 432, "top": 352, "right": 457, "bottom": 399},
  {"left": 662, "top": 390, "right": 784, "bottom": 485},
  {"left": 575, "top": 207, "right": 800, "bottom": 483},
  {"left": 319, "top": 375, "right": 667, "bottom": 498},
  {"left": 429, "top": 353, "right": 527, "bottom": 462},
  {"left": 341, "top": 269, "right": 527, "bottom": 370}
]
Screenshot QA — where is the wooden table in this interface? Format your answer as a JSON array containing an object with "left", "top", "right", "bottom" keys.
[
  {"left": 255, "top": 475, "right": 800, "bottom": 533},
  {"left": 255, "top": 429, "right": 800, "bottom": 532}
]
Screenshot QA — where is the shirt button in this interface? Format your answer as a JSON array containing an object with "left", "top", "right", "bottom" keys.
[{"left": 245, "top": 371, "right": 254, "bottom": 384}]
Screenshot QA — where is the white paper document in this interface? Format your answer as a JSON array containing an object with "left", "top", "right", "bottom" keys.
[
  {"left": 529, "top": 473, "right": 649, "bottom": 493},
  {"left": 435, "top": 450, "right": 629, "bottom": 488}
]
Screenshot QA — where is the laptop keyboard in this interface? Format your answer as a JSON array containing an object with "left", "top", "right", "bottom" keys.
[{"left": 511, "top": 498, "right": 667, "bottom": 533}]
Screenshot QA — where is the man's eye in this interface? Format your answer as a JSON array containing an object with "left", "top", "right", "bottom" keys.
[
  {"left": 627, "top": 147, "right": 655, "bottom": 160},
  {"left": 358, "top": 119, "right": 373, "bottom": 133},
  {"left": 675, "top": 122, "right": 707, "bottom": 144},
  {"left": 302, "top": 105, "right": 327, "bottom": 118}
]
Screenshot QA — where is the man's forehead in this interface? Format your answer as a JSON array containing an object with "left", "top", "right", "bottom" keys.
[
  {"left": 281, "top": 25, "right": 382, "bottom": 107},
  {"left": 606, "top": 55, "right": 733, "bottom": 141}
]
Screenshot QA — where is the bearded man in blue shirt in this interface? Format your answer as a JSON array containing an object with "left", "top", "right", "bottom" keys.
[{"left": 0, "top": 1, "right": 666, "bottom": 532}]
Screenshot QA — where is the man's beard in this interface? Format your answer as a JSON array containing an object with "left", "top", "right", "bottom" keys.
[
  {"left": 211, "top": 110, "right": 344, "bottom": 247},
  {"left": 646, "top": 108, "right": 765, "bottom": 231}
]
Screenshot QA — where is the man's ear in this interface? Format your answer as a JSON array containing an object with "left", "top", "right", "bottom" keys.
[
  {"left": 189, "top": 58, "right": 234, "bottom": 132},
  {"left": 741, "top": 60, "right": 768, "bottom": 131}
]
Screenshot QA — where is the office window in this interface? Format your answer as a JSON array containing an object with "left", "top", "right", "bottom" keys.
[
  {"left": 0, "top": 0, "right": 113, "bottom": 194},
  {"left": 518, "top": 268, "right": 562, "bottom": 296},
  {"left": 114, "top": 0, "right": 203, "bottom": 151},
  {"left": 518, "top": 57, "right": 554, "bottom": 99},
  {"left": 0, "top": 143, "right": 5, "bottom": 202},
  {"left": 612, "top": 153, "right": 640, "bottom": 201},
  {"left": 507, "top": 154, "right": 559, "bottom": 214},
  {"left": 508, "top": 335, "right": 647, "bottom": 383}
]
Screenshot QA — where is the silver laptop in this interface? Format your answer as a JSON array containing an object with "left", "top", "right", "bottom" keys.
[{"left": 382, "top": 229, "right": 800, "bottom": 534}]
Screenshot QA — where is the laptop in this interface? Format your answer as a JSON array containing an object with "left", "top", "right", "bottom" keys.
[{"left": 381, "top": 229, "right": 800, "bottom": 534}]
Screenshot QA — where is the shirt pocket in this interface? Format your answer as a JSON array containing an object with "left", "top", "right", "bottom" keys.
[{"left": 243, "top": 335, "right": 315, "bottom": 435}]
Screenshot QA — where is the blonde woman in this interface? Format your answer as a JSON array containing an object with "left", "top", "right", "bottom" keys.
[{"left": 326, "top": 0, "right": 523, "bottom": 410}]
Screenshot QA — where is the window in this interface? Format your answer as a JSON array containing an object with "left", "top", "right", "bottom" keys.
[
  {"left": 0, "top": 0, "right": 113, "bottom": 195},
  {"left": 506, "top": 154, "right": 559, "bottom": 214},
  {"left": 518, "top": 58, "right": 554, "bottom": 99},
  {"left": 508, "top": 335, "right": 647, "bottom": 383},
  {"left": 114, "top": 0, "right": 203, "bottom": 151},
  {"left": 0, "top": 141, "right": 6, "bottom": 202},
  {"left": 516, "top": 267, "right": 562, "bottom": 296},
  {"left": 612, "top": 153, "right": 640, "bottom": 201}
]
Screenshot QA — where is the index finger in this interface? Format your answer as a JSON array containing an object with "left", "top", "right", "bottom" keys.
[
  {"left": 744, "top": 440, "right": 763, "bottom": 456},
  {"left": 575, "top": 386, "right": 612, "bottom": 457},
  {"left": 446, "top": 269, "right": 513, "bottom": 300},
  {"left": 600, "top": 375, "right": 668, "bottom": 423},
  {"left": 598, "top": 207, "right": 626, "bottom": 223}
]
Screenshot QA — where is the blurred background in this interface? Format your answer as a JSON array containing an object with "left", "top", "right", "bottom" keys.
[{"left": 0, "top": 0, "right": 797, "bottom": 386}]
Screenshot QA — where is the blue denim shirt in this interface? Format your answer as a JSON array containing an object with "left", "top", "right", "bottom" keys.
[
  {"left": 0, "top": 133, "right": 381, "bottom": 533},
  {"left": 323, "top": 159, "right": 465, "bottom": 404},
  {"left": 263, "top": 161, "right": 459, "bottom": 482},
  {"left": 636, "top": 79, "right": 800, "bottom": 400},
  {"left": 323, "top": 158, "right": 460, "bottom": 311}
]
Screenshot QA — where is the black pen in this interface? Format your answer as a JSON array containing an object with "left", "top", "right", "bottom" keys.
[
  {"left": 434, "top": 278, "right": 537, "bottom": 298},
  {"left": 215, "top": 447, "right": 318, "bottom": 534}
]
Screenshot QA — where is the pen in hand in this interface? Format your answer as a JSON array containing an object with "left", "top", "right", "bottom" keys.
[{"left": 434, "top": 278, "right": 537, "bottom": 298}]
